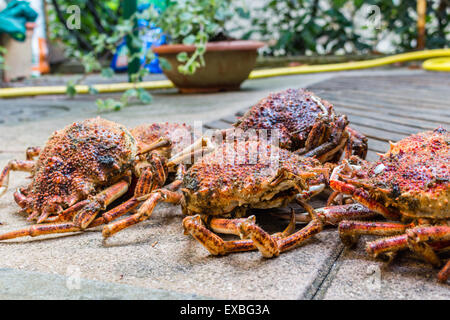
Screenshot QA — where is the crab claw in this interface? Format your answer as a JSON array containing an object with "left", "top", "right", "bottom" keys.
[
  {"left": 239, "top": 215, "right": 280, "bottom": 258},
  {"left": 238, "top": 215, "right": 256, "bottom": 239},
  {"left": 13, "top": 188, "right": 29, "bottom": 209}
]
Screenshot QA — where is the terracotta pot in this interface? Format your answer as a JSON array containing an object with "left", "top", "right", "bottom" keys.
[{"left": 152, "top": 40, "right": 265, "bottom": 93}]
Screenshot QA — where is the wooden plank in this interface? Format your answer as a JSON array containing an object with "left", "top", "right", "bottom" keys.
[
  {"left": 319, "top": 97, "right": 450, "bottom": 124},
  {"left": 320, "top": 93, "right": 450, "bottom": 117},
  {"left": 204, "top": 119, "right": 231, "bottom": 130},
  {"left": 220, "top": 114, "right": 238, "bottom": 124},
  {"left": 208, "top": 74, "right": 449, "bottom": 164},
  {"left": 344, "top": 114, "right": 423, "bottom": 135},
  {"left": 366, "top": 150, "right": 380, "bottom": 162},
  {"left": 334, "top": 105, "right": 441, "bottom": 131},
  {"left": 347, "top": 124, "right": 408, "bottom": 142},
  {"left": 366, "top": 139, "right": 389, "bottom": 153}
]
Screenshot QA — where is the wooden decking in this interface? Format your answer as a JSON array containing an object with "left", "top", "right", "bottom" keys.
[{"left": 204, "top": 73, "right": 450, "bottom": 161}]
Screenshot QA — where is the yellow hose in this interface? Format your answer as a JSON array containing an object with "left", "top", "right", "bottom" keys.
[
  {"left": 0, "top": 49, "right": 449, "bottom": 98},
  {"left": 422, "top": 57, "right": 450, "bottom": 72}
]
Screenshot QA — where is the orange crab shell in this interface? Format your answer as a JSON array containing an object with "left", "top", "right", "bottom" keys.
[
  {"left": 340, "top": 128, "right": 449, "bottom": 219},
  {"left": 19, "top": 118, "right": 137, "bottom": 217},
  {"left": 131, "top": 122, "right": 196, "bottom": 159},
  {"left": 234, "top": 88, "right": 346, "bottom": 151},
  {"left": 182, "top": 140, "right": 325, "bottom": 216}
]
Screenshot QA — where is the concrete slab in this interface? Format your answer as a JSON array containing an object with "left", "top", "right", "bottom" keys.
[
  {"left": 0, "top": 193, "right": 343, "bottom": 299},
  {"left": 0, "top": 268, "right": 207, "bottom": 300},
  {"left": 315, "top": 240, "right": 450, "bottom": 300}
]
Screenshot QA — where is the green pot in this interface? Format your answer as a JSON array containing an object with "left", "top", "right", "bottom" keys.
[{"left": 152, "top": 40, "right": 265, "bottom": 93}]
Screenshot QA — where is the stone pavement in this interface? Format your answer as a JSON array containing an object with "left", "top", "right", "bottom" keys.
[{"left": 0, "top": 69, "right": 448, "bottom": 299}]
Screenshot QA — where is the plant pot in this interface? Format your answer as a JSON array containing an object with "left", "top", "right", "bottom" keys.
[{"left": 152, "top": 40, "right": 265, "bottom": 93}]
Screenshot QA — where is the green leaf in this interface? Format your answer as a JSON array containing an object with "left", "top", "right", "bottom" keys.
[
  {"left": 159, "top": 57, "right": 172, "bottom": 71},
  {"left": 88, "top": 86, "right": 99, "bottom": 95},
  {"left": 177, "top": 52, "right": 189, "bottom": 62},
  {"left": 137, "top": 89, "right": 152, "bottom": 104},
  {"left": 96, "top": 98, "right": 124, "bottom": 113},
  {"left": 66, "top": 82, "right": 77, "bottom": 98},
  {"left": 101, "top": 68, "right": 115, "bottom": 78},
  {"left": 183, "top": 35, "right": 196, "bottom": 45},
  {"left": 121, "top": 88, "right": 138, "bottom": 105}
]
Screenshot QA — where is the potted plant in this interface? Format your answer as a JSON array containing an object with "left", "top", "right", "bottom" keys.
[{"left": 151, "top": 0, "right": 265, "bottom": 93}]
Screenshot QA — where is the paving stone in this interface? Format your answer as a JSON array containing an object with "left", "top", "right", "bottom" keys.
[
  {"left": 0, "top": 268, "right": 207, "bottom": 300},
  {"left": 315, "top": 240, "right": 450, "bottom": 300}
]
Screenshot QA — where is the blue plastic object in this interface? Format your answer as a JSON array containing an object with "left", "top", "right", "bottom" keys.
[{"left": 110, "top": 2, "right": 166, "bottom": 73}]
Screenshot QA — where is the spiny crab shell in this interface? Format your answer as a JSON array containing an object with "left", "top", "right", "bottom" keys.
[
  {"left": 16, "top": 118, "right": 137, "bottom": 219},
  {"left": 234, "top": 88, "right": 349, "bottom": 156},
  {"left": 334, "top": 127, "right": 449, "bottom": 219},
  {"left": 182, "top": 140, "right": 326, "bottom": 216},
  {"left": 131, "top": 122, "right": 195, "bottom": 162}
]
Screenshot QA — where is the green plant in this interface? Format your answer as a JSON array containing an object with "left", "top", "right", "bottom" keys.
[
  {"left": 60, "top": 6, "right": 164, "bottom": 112},
  {"left": 156, "top": 0, "right": 235, "bottom": 74},
  {"left": 245, "top": 0, "right": 370, "bottom": 56},
  {"left": 49, "top": 0, "right": 246, "bottom": 112},
  {"left": 0, "top": 46, "right": 6, "bottom": 70},
  {"left": 247, "top": 0, "right": 449, "bottom": 56},
  {"left": 374, "top": 0, "right": 449, "bottom": 51}
]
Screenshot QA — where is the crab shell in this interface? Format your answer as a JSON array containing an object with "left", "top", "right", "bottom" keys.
[
  {"left": 131, "top": 122, "right": 196, "bottom": 161},
  {"left": 332, "top": 128, "right": 449, "bottom": 219},
  {"left": 182, "top": 140, "right": 326, "bottom": 216},
  {"left": 17, "top": 118, "right": 137, "bottom": 218},
  {"left": 234, "top": 88, "right": 348, "bottom": 153}
]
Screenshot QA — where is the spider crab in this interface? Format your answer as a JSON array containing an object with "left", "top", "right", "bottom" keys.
[
  {"left": 102, "top": 89, "right": 369, "bottom": 246},
  {"left": 137, "top": 137, "right": 370, "bottom": 258},
  {"left": 233, "top": 88, "right": 368, "bottom": 162},
  {"left": 0, "top": 118, "right": 195, "bottom": 240},
  {"left": 180, "top": 139, "right": 376, "bottom": 257},
  {"left": 330, "top": 128, "right": 450, "bottom": 283}
]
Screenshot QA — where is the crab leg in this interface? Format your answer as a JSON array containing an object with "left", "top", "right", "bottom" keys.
[
  {"left": 100, "top": 164, "right": 184, "bottom": 239},
  {"left": 300, "top": 116, "right": 349, "bottom": 163},
  {"left": 0, "top": 160, "right": 35, "bottom": 196},
  {"left": 137, "top": 137, "right": 172, "bottom": 155},
  {"left": 366, "top": 234, "right": 409, "bottom": 258},
  {"left": 239, "top": 202, "right": 377, "bottom": 258},
  {"left": 362, "top": 226, "right": 450, "bottom": 280},
  {"left": 182, "top": 213, "right": 296, "bottom": 256},
  {"left": 438, "top": 260, "right": 450, "bottom": 283},
  {"left": 338, "top": 220, "right": 414, "bottom": 247},
  {"left": 183, "top": 215, "right": 256, "bottom": 255},
  {"left": 345, "top": 127, "right": 368, "bottom": 159},
  {"left": 102, "top": 187, "right": 183, "bottom": 238},
  {"left": 271, "top": 203, "right": 376, "bottom": 226},
  {"left": 406, "top": 226, "right": 450, "bottom": 267},
  {"left": 25, "top": 146, "right": 41, "bottom": 160},
  {"left": 0, "top": 180, "right": 130, "bottom": 241},
  {"left": 330, "top": 164, "right": 402, "bottom": 220}
]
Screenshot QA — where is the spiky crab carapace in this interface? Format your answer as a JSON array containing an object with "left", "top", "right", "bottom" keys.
[
  {"left": 0, "top": 118, "right": 195, "bottom": 240},
  {"left": 180, "top": 139, "right": 374, "bottom": 257},
  {"left": 234, "top": 88, "right": 368, "bottom": 162},
  {"left": 330, "top": 127, "right": 450, "bottom": 283}
]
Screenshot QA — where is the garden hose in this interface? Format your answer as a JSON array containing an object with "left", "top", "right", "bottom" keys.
[{"left": 0, "top": 48, "right": 449, "bottom": 98}]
